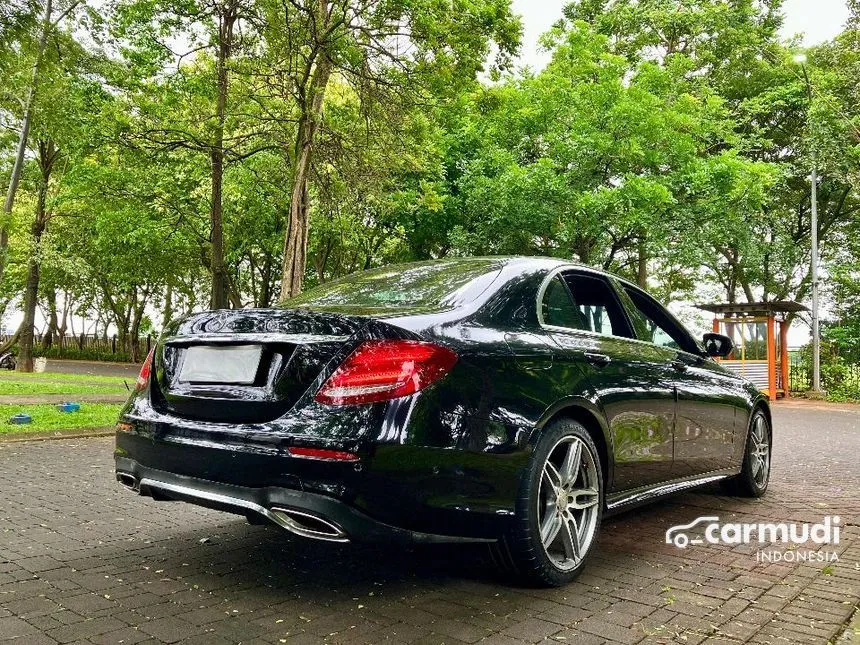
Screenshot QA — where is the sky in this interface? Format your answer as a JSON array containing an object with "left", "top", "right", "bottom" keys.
[{"left": 511, "top": 0, "right": 851, "bottom": 70}]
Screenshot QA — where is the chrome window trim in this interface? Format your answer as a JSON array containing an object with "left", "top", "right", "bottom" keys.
[
  {"left": 535, "top": 265, "right": 634, "bottom": 341},
  {"left": 535, "top": 265, "right": 707, "bottom": 361}
]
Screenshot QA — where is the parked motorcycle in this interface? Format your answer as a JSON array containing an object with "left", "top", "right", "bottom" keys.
[{"left": 0, "top": 351, "right": 16, "bottom": 370}]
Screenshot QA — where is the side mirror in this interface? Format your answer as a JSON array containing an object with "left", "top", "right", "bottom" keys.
[{"left": 702, "top": 333, "right": 734, "bottom": 358}]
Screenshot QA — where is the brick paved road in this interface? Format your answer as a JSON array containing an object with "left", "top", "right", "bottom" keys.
[{"left": 1, "top": 403, "right": 858, "bottom": 644}]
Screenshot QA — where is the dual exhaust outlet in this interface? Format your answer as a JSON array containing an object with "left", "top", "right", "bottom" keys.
[{"left": 116, "top": 472, "right": 348, "bottom": 543}]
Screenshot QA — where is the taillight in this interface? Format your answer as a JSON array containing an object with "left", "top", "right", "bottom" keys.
[
  {"left": 136, "top": 348, "right": 155, "bottom": 392},
  {"left": 314, "top": 339, "right": 458, "bottom": 405},
  {"left": 288, "top": 446, "right": 359, "bottom": 462}
]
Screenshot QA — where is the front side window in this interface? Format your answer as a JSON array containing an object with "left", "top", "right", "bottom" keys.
[{"left": 622, "top": 286, "right": 696, "bottom": 353}]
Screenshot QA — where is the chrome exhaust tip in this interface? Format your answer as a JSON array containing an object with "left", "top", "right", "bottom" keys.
[
  {"left": 117, "top": 472, "right": 138, "bottom": 491},
  {"left": 269, "top": 507, "right": 349, "bottom": 543}
]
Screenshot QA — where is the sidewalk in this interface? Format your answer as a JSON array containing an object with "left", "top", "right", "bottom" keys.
[
  {"left": 774, "top": 397, "right": 860, "bottom": 414},
  {"left": 45, "top": 358, "right": 142, "bottom": 378}
]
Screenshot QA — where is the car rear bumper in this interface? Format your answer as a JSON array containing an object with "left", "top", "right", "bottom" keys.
[{"left": 115, "top": 455, "right": 495, "bottom": 545}]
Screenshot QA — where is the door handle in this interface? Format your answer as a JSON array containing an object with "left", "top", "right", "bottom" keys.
[
  {"left": 671, "top": 360, "right": 688, "bottom": 372},
  {"left": 584, "top": 352, "right": 611, "bottom": 367}
]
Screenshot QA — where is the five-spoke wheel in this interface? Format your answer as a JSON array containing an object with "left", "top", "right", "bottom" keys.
[
  {"left": 722, "top": 408, "right": 771, "bottom": 497},
  {"left": 538, "top": 436, "right": 600, "bottom": 571},
  {"left": 492, "top": 418, "right": 604, "bottom": 586},
  {"left": 749, "top": 413, "right": 770, "bottom": 488}
]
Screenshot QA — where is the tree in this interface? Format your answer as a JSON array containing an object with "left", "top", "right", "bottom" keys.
[
  {"left": 1, "top": 0, "right": 54, "bottom": 287},
  {"left": 254, "top": 0, "right": 521, "bottom": 298},
  {"left": 114, "top": 0, "right": 265, "bottom": 308},
  {"left": 434, "top": 21, "right": 776, "bottom": 299}
]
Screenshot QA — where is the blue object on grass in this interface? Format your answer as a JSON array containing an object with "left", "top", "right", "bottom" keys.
[
  {"left": 9, "top": 413, "right": 32, "bottom": 424},
  {"left": 57, "top": 402, "right": 81, "bottom": 413}
]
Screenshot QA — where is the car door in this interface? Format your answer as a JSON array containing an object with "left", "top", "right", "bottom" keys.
[
  {"left": 618, "top": 283, "right": 739, "bottom": 478},
  {"left": 538, "top": 270, "right": 675, "bottom": 491}
]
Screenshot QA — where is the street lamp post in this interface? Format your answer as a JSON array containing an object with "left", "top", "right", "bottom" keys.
[
  {"left": 810, "top": 161, "right": 820, "bottom": 392},
  {"left": 793, "top": 53, "right": 821, "bottom": 392}
]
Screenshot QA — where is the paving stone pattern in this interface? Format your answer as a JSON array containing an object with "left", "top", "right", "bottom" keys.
[{"left": 1, "top": 404, "right": 858, "bottom": 644}]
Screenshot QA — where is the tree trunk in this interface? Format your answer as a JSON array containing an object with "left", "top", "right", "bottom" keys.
[
  {"left": 41, "top": 288, "right": 58, "bottom": 350},
  {"left": 259, "top": 254, "right": 272, "bottom": 307},
  {"left": 636, "top": 233, "right": 647, "bottom": 288},
  {"left": 161, "top": 282, "right": 174, "bottom": 330},
  {"left": 0, "top": 0, "right": 53, "bottom": 287},
  {"left": 208, "top": 1, "right": 237, "bottom": 310},
  {"left": 17, "top": 140, "right": 57, "bottom": 372},
  {"left": 0, "top": 323, "right": 22, "bottom": 355},
  {"left": 129, "top": 290, "right": 149, "bottom": 363},
  {"left": 279, "top": 30, "right": 333, "bottom": 301}
]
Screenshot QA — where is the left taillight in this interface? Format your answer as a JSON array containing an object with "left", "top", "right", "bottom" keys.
[
  {"left": 314, "top": 339, "right": 458, "bottom": 406},
  {"left": 136, "top": 347, "right": 155, "bottom": 392}
]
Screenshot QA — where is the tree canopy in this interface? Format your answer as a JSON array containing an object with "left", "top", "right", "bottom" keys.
[{"left": 0, "top": 0, "right": 857, "bottom": 369}]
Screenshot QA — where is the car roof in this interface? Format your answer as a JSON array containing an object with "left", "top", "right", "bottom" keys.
[{"left": 410, "top": 256, "right": 582, "bottom": 272}]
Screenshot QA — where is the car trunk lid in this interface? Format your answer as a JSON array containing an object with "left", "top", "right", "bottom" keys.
[{"left": 152, "top": 309, "right": 368, "bottom": 423}]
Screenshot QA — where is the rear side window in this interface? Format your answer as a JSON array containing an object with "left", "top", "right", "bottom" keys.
[
  {"left": 540, "top": 271, "right": 632, "bottom": 339},
  {"left": 541, "top": 276, "right": 585, "bottom": 329},
  {"left": 562, "top": 273, "right": 631, "bottom": 338}
]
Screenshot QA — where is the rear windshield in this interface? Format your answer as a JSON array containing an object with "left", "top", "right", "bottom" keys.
[{"left": 283, "top": 259, "right": 502, "bottom": 314}]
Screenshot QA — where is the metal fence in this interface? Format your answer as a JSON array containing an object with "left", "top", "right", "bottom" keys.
[
  {"left": 0, "top": 333, "right": 152, "bottom": 362},
  {"left": 789, "top": 358, "right": 860, "bottom": 393}
]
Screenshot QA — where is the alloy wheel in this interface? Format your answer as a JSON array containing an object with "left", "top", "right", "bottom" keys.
[
  {"left": 750, "top": 414, "right": 770, "bottom": 488},
  {"left": 537, "top": 435, "right": 600, "bottom": 571}
]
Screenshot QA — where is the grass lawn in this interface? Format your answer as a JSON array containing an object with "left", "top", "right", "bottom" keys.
[
  {"left": 0, "top": 372, "right": 129, "bottom": 396},
  {"left": 0, "top": 371, "right": 128, "bottom": 385},
  {"left": 0, "top": 403, "right": 122, "bottom": 434},
  {"left": 0, "top": 380, "right": 128, "bottom": 396}
]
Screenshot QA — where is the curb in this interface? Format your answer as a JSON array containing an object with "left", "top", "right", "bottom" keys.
[
  {"left": 0, "top": 426, "right": 115, "bottom": 443},
  {"left": 774, "top": 399, "right": 860, "bottom": 413}
]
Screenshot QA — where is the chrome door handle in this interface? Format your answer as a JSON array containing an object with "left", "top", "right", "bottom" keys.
[{"left": 584, "top": 352, "right": 611, "bottom": 367}]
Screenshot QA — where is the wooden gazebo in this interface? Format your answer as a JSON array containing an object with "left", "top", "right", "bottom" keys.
[{"left": 697, "top": 301, "right": 809, "bottom": 401}]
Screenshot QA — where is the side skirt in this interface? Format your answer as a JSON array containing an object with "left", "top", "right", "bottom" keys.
[{"left": 605, "top": 467, "right": 740, "bottom": 516}]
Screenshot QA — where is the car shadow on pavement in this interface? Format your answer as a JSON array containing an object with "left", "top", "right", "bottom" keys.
[{"left": 104, "top": 487, "right": 735, "bottom": 600}]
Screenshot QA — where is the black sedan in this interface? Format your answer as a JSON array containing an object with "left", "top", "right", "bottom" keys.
[{"left": 115, "top": 257, "right": 771, "bottom": 586}]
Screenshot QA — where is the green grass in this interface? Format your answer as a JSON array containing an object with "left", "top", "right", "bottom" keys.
[
  {"left": 0, "top": 372, "right": 129, "bottom": 386},
  {"left": 0, "top": 380, "right": 127, "bottom": 396},
  {"left": 0, "top": 403, "right": 122, "bottom": 434}
]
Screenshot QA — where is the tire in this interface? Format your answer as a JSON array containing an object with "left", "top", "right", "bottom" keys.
[
  {"left": 490, "top": 418, "right": 604, "bottom": 586},
  {"left": 722, "top": 408, "right": 771, "bottom": 497}
]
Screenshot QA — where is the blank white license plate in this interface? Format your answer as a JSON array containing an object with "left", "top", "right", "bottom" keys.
[{"left": 179, "top": 345, "right": 262, "bottom": 384}]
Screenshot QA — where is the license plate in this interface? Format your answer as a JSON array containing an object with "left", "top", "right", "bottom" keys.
[{"left": 178, "top": 345, "right": 262, "bottom": 384}]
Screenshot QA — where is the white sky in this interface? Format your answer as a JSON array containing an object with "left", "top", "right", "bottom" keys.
[{"left": 512, "top": 0, "right": 851, "bottom": 70}]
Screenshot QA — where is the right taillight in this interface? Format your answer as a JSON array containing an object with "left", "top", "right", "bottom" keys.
[
  {"left": 135, "top": 348, "right": 155, "bottom": 392},
  {"left": 314, "top": 339, "right": 458, "bottom": 406}
]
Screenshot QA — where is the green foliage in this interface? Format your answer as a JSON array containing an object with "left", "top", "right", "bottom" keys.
[{"left": 0, "top": 0, "right": 858, "bottom": 369}]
